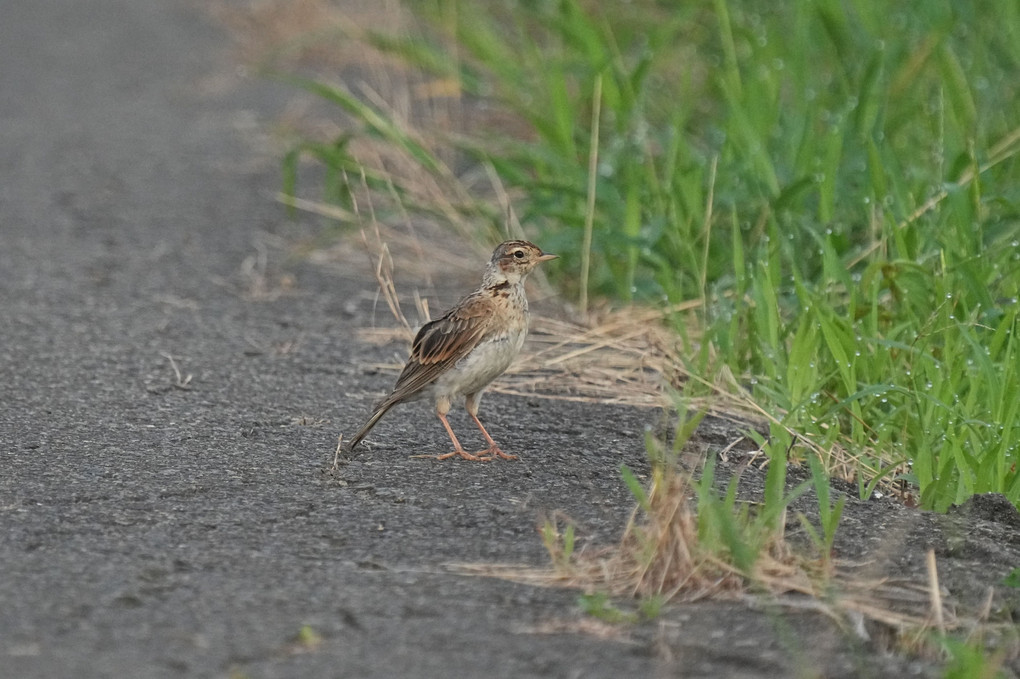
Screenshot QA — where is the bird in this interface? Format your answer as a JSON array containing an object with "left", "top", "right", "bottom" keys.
[{"left": 348, "top": 240, "right": 557, "bottom": 461}]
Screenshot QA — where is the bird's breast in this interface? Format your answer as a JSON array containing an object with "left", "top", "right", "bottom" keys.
[{"left": 434, "top": 327, "right": 526, "bottom": 397}]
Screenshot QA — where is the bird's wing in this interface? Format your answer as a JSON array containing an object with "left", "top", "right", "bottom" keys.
[{"left": 386, "top": 292, "right": 496, "bottom": 401}]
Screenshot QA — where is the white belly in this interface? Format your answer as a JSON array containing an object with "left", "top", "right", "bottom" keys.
[{"left": 433, "top": 329, "right": 525, "bottom": 398}]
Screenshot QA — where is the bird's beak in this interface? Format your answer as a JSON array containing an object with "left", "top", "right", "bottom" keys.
[{"left": 537, "top": 252, "right": 558, "bottom": 262}]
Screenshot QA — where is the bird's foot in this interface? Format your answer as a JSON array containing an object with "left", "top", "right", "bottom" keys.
[
  {"left": 477, "top": 445, "right": 518, "bottom": 461},
  {"left": 436, "top": 448, "right": 485, "bottom": 461}
]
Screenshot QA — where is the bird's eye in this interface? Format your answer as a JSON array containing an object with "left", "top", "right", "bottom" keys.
[{"left": 513, "top": 250, "right": 525, "bottom": 259}]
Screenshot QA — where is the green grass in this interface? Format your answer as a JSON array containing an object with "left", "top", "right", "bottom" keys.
[
  {"left": 280, "top": 0, "right": 1020, "bottom": 511},
  {"left": 937, "top": 635, "right": 1009, "bottom": 679}
]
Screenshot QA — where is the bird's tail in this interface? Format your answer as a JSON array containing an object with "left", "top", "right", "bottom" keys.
[{"left": 348, "top": 399, "right": 397, "bottom": 450}]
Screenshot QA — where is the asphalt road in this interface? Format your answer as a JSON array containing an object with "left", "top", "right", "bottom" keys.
[{"left": 0, "top": 3, "right": 659, "bottom": 677}]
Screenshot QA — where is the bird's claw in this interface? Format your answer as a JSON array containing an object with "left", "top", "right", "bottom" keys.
[
  {"left": 436, "top": 449, "right": 484, "bottom": 461},
  {"left": 476, "top": 445, "right": 517, "bottom": 461}
]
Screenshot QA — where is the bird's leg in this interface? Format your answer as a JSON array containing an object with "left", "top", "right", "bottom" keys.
[
  {"left": 469, "top": 407, "right": 518, "bottom": 460},
  {"left": 434, "top": 410, "right": 484, "bottom": 461}
]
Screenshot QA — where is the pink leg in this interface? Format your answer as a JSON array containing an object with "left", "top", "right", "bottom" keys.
[
  {"left": 467, "top": 411, "right": 518, "bottom": 461},
  {"left": 435, "top": 411, "right": 484, "bottom": 461}
]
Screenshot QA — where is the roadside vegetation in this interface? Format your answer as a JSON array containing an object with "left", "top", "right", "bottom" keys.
[{"left": 268, "top": 0, "right": 1019, "bottom": 668}]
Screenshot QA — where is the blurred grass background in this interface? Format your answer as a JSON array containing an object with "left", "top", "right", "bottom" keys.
[{"left": 274, "top": 0, "right": 1020, "bottom": 511}]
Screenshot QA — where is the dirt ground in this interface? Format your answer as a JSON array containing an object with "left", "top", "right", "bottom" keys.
[{"left": 1, "top": 2, "right": 1018, "bottom": 678}]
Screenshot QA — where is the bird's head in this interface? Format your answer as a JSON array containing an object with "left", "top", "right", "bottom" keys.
[{"left": 485, "top": 240, "right": 557, "bottom": 285}]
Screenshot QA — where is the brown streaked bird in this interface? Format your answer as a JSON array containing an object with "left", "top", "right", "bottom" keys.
[{"left": 349, "top": 240, "right": 557, "bottom": 461}]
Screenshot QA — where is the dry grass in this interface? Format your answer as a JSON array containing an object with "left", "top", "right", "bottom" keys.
[
  {"left": 213, "top": 0, "right": 498, "bottom": 245},
  {"left": 455, "top": 465, "right": 960, "bottom": 642}
]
